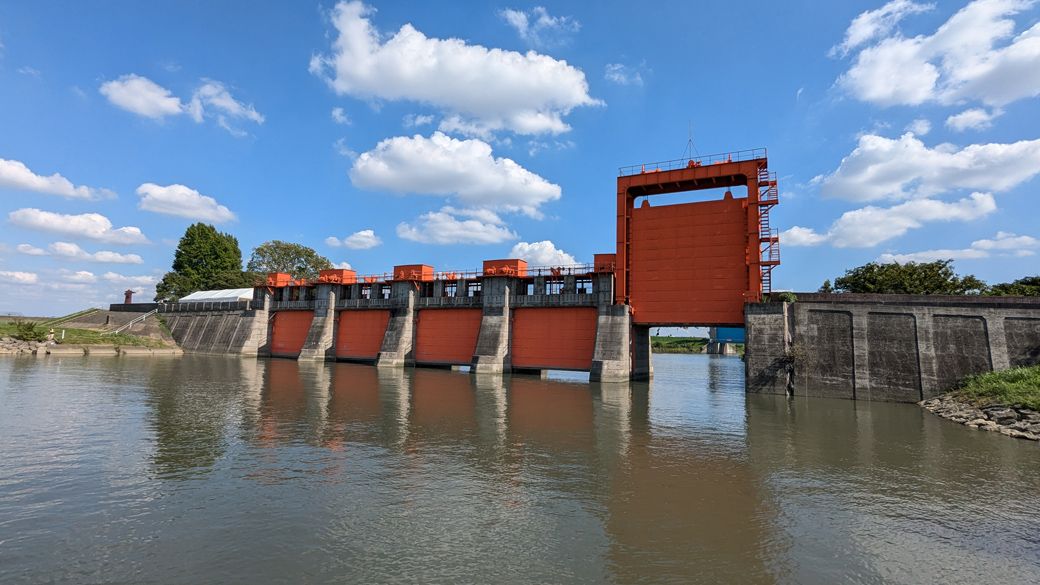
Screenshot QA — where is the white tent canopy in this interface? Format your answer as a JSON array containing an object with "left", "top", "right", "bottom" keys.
[{"left": 178, "top": 288, "right": 254, "bottom": 303}]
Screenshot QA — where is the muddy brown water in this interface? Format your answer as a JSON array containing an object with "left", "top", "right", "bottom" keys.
[{"left": 1, "top": 354, "right": 1037, "bottom": 584}]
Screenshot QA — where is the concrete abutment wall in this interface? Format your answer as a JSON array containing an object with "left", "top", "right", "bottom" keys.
[{"left": 746, "top": 295, "right": 1040, "bottom": 402}]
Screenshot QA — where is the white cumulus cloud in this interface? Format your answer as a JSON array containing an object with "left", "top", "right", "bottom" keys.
[
  {"left": 818, "top": 133, "right": 1040, "bottom": 202},
  {"left": 878, "top": 231, "right": 1039, "bottom": 262},
  {"left": 837, "top": 0, "right": 1040, "bottom": 108},
  {"left": 604, "top": 63, "right": 644, "bottom": 86},
  {"left": 396, "top": 207, "right": 517, "bottom": 245},
  {"left": 16, "top": 241, "right": 142, "bottom": 264},
  {"left": 186, "top": 80, "right": 264, "bottom": 136},
  {"left": 0, "top": 158, "right": 113, "bottom": 200},
  {"left": 309, "top": 1, "right": 600, "bottom": 136},
  {"left": 333, "top": 261, "right": 353, "bottom": 270},
  {"left": 136, "top": 183, "right": 236, "bottom": 223},
  {"left": 499, "top": 6, "right": 580, "bottom": 48},
  {"left": 945, "top": 107, "right": 1004, "bottom": 131},
  {"left": 16, "top": 243, "right": 47, "bottom": 256},
  {"left": 8, "top": 208, "right": 148, "bottom": 245},
  {"left": 509, "top": 240, "right": 577, "bottom": 266},
  {"left": 0, "top": 271, "right": 38, "bottom": 285},
  {"left": 830, "top": 0, "right": 934, "bottom": 58},
  {"left": 351, "top": 132, "right": 561, "bottom": 217},
  {"left": 403, "top": 113, "right": 434, "bottom": 128},
  {"left": 60, "top": 270, "right": 97, "bottom": 284},
  {"left": 100, "top": 75, "right": 262, "bottom": 136},
  {"left": 102, "top": 271, "right": 158, "bottom": 286},
  {"left": 48, "top": 241, "right": 143, "bottom": 264},
  {"left": 782, "top": 192, "right": 997, "bottom": 248},
  {"left": 331, "top": 107, "right": 351, "bottom": 125},
  {"left": 327, "top": 229, "right": 382, "bottom": 249},
  {"left": 99, "top": 74, "right": 184, "bottom": 119},
  {"left": 905, "top": 118, "right": 932, "bottom": 135}
]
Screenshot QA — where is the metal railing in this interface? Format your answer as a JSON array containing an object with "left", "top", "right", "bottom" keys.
[
  {"left": 336, "top": 298, "right": 394, "bottom": 309},
  {"left": 619, "top": 148, "right": 767, "bottom": 176},
  {"left": 270, "top": 300, "right": 315, "bottom": 310},
  {"left": 159, "top": 301, "right": 253, "bottom": 313},
  {"left": 511, "top": 293, "right": 598, "bottom": 307},
  {"left": 417, "top": 296, "right": 482, "bottom": 308},
  {"left": 103, "top": 309, "right": 157, "bottom": 335}
]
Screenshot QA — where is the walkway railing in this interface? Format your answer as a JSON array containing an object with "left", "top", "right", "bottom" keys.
[
  {"left": 160, "top": 301, "right": 253, "bottom": 313},
  {"left": 618, "top": 147, "right": 767, "bottom": 176},
  {"left": 336, "top": 298, "right": 394, "bottom": 309},
  {"left": 417, "top": 296, "right": 482, "bottom": 308},
  {"left": 103, "top": 309, "right": 157, "bottom": 335}
]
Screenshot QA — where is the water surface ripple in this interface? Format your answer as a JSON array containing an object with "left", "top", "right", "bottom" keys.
[{"left": 1, "top": 354, "right": 1037, "bottom": 584}]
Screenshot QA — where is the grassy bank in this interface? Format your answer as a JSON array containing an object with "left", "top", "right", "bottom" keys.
[
  {"left": 0, "top": 323, "right": 169, "bottom": 348},
  {"left": 651, "top": 336, "right": 708, "bottom": 354},
  {"left": 954, "top": 366, "right": 1040, "bottom": 410}
]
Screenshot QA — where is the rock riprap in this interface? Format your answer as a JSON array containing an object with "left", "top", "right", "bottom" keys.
[
  {"left": 921, "top": 394, "right": 1040, "bottom": 441},
  {"left": 0, "top": 337, "right": 55, "bottom": 354}
]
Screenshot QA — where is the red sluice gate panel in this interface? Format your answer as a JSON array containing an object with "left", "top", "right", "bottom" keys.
[
  {"left": 511, "top": 307, "right": 597, "bottom": 371},
  {"left": 414, "top": 308, "right": 482, "bottom": 365},
  {"left": 270, "top": 311, "right": 313, "bottom": 357},
  {"left": 336, "top": 310, "right": 390, "bottom": 360},
  {"left": 630, "top": 198, "right": 748, "bottom": 325}
]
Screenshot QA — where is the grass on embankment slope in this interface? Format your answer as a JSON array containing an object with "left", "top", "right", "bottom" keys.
[
  {"left": 954, "top": 366, "right": 1040, "bottom": 411},
  {"left": 651, "top": 336, "right": 708, "bottom": 353},
  {"left": 0, "top": 323, "right": 170, "bottom": 348}
]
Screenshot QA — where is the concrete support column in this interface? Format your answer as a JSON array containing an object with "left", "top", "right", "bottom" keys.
[
  {"left": 472, "top": 277, "right": 511, "bottom": 374},
  {"left": 455, "top": 279, "right": 467, "bottom": 298},
  {"left": 630, "top": 323, "right": 654, "bottom": 381},
  {"left": 562, "top": 275, "right": 577, "bottom": 294},
  {"left": 433, "top": 280, "right": 445, "bottom": 297},
  {"left": 851, "top": 309, "right": 871, "bottom": 400},
  {"left": 985, "top": 315, "right": 1011, "bottom": 371},
  {"left": 590, "top": 305, "right": 631, "bottom": 382},
  {"left": 251, "top": 290, "right": 273, "bottom": 357},
  {"left": 533, "top": 277, "right": 546, "bottom": 295},
  {"left": 376, "top": 282, "right": 416, "bottom": 368},
  {"left": 593, "top": 274, "right": 614, "bottom": 306},
  {"left": 299, "top": 285, "right": 336, "bottom": 361}
]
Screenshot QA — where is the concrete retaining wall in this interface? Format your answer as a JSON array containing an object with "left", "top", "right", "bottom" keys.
[
  {"left": 162, "top": 296, "right": 269, "bottom": 356},
  {"left": 746, "top": 295, "right": 1040, "bottom": 402}
]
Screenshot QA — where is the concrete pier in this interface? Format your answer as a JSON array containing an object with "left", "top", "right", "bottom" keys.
[
  {"left": 298, "top": 286, "right": 336, "bottom": 361},
  {"left": 376, "top": 282, "right": 416, "bottom": 368},
  {"left": 590, "top": 306, "right": 631, "bottom": 382},
  {"left": 471, "top": 276, "right": 512, "bottom": 374}
]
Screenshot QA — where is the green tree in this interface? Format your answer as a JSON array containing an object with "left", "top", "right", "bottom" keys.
[
  {"left": 154, "top": 223, "right": 246, "bottom": 301},
  {"left": 819, "top": 279, "right": 833, "bottom": 293},
  {"left": 830, "top": 260, "right": 987, "bottom": 295},
  {"left": 985, "top": 276, "right": 1040, "bottom": 296},
  {"left": 246, "top": 240, "right": 332, "bottom": 280}
]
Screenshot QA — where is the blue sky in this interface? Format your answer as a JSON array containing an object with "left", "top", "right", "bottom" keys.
[{"left": 1, "top": 0, "right": 1039, "bottom": 316}]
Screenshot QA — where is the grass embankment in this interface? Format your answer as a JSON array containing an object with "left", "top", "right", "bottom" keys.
[
  {"left": 651, "top": 336, "right": 708, "bottom": 353},
  {"left": 0, "top": 323, "right": 168, "bottom": 348},
  {"left": 954, "top": 366, "right": 1040, "bottom": 410}
]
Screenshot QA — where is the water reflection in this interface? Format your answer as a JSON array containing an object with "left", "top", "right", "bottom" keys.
[{"left": 2, "top": 354, "right": 1039, "bottom": 584}]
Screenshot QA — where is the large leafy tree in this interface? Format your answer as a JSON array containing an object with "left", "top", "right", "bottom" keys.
[
  {"left": 246, "top": 240, "right": 332, "bottom": 280},
  {"left": 154, "top": 223, "right": 255, "bottom": 301},
  {"left": 986, "top": 276, "right": 1040, "bottom": 296},
  {"left": 828, "top": 260, "right": 987, "bottom": 295}
]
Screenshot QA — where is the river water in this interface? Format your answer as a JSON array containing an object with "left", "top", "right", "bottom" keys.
[{"left": 0, "top": 354, "right": 1037, "bottom": 584}]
